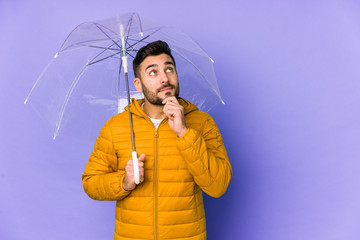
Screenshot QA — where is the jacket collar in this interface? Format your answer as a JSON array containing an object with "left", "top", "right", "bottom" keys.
[{"left": 124, "top": 97, "right": 198, "bottom": 118}]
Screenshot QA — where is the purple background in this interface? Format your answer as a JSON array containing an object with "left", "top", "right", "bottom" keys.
[{"left": 1, "top": 0, "right": 360, "bottom": 239}]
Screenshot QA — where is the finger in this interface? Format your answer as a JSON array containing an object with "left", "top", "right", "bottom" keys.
[
  {"left": 163, "top": 105, "right": 175, "bottom": 115},
  {"left": 162, "top": 96, "right": 175, "bottom": 104},
  {"left": 163, "top": 101, "right": 180, "bottom": 109},
  {"left": 164, "top": 99, "right": 179, "bottom": 104},
  {"left": 163, "top": 104, "right": 183, "bottom": 115},
  {"left": 125, "top": 164, "right": 133, "bottom": 172},
  {"left": 162, "top": 96, "right": 178, "bottom": 105},
  {"left": 138, "top": 153, "right": 146, "bottom": 162},
  {"left": 164, "top": 109, "right": 176, "bottom": 119},
  {"left": 164, "top": 101, "right": 180, "bottom": 109},
  {"left": 163, "top": 109, "right": 172, "bottom": 119},
  {"left": 139, "top": 170, "right": 145, "bottom": 182},
  {"left": 139, "top": 163, "right": 144, "bottom": 171}
]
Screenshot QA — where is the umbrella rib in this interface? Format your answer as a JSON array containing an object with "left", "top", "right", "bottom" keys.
[
  {"left": 130, "top": 28, "right": 161, "bottom": 48},
  {"left": 87, "top": 45, "right": 121, "bottom": 51},
  {"left": 93, "top": 23, "right": 119, "bottom": 37},
  {"left": 94, "top": 23, "right": 122, "bottom": 49},
  {"left": 126, "top": 52, "right": 135, "bottom": 59},
  {"left": 60, "top": 38, "right": 118, "bottom": 53},
  {"left": 88, "top": 51, "right": 121, "bottom": 65},
  {"left": 123, "top": 26, "right": 163, "bottom": 53},
  {"left": 171, "top": 48, "right": 225, "bottom": 104},
  {"left": 125, "top": 34, "right": 151, "bottom": 53},
  {"left": 54, "top": 62, "right": 90, "bottom": 139},
  {"left": 125, "top": 26, "right": 163, "bottom": 53},
  {"left": 124, "top": 18, "right": 136, "bottom": 53},
  {"left": 87, "top": 41, "right": 124, "bottom": 65},
  {"left": 24, "top": 57, "right": 56, "bottom": 104},
  {"left": 127, "top": 37, "right": 151, "bottom": 44}
]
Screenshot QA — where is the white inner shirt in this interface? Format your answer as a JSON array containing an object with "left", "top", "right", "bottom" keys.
[{"left": 141, "top": 103, "right": 163, "bottom": 129}]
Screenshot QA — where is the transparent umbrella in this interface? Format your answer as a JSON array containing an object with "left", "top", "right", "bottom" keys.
[{"left": 24, "top": 12, "right": 224, "bottom": 183}]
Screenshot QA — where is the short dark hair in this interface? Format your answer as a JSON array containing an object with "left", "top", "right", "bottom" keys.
[{"left": 133, "top": 40, "right": 176, "bottom": 78}]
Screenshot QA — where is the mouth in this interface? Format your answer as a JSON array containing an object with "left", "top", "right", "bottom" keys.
[{"left": 159, "top": 87, "right": 173, "bottom": 92}]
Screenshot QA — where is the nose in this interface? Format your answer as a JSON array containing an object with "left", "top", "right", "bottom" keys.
[{"left": 160, "top": 71, "right": 169, "bottom": 84}]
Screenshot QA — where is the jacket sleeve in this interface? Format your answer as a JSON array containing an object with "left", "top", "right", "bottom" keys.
[
  {"left": 82, "top": 122, "right": 131, "bottom": 201},
  {"left": 176, "top": 114, "right": 232, "bottom": 198}
]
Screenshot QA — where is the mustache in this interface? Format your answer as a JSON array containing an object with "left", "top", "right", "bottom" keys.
[{"left": 157, "top": 84, "right": 176, "bottom": 92}]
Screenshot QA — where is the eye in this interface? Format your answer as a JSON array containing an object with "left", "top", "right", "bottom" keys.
[
  {"left": 166, "top": 67, "right": 174, "bottom": 73},
  {"left": 149, "top": 70, "right": 157, "bottom": 76}
]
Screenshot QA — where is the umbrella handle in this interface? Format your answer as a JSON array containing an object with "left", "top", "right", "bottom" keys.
[{"left": 132, "top": 151, "right": 140, "bottom": 184}]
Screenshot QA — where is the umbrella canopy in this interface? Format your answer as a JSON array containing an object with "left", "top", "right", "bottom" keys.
[{"left": 25, "top": 12, "right": 224, "bottom": 140}]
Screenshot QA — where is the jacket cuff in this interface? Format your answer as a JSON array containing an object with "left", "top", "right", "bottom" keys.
[
  {"left": 119, "top": 173, "right": 132, "bottom": 193},
  {"left": 176, "top": 128, "right": 200, "bottom": 151}
]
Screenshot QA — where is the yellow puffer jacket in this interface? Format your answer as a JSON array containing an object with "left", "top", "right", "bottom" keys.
[{"left": 82, "top": 98, "right": 232, "bottom": 240}]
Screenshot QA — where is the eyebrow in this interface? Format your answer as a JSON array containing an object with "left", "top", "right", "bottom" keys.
[{"left": 144, "top": 61, "right": 175, "bottom": 71}]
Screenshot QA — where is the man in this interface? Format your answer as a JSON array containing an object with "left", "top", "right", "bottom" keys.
[{"left": 82, "top": 40, "right": 232, "bottom": 240}]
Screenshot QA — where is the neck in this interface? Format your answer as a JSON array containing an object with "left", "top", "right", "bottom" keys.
[{"left": 142, "top": 99, "right": 166, "bottom": 119}]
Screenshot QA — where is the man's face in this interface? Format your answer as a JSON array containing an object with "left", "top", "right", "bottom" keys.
[{"left": 135, "top": 53, "right": 179, "bottom": 105}]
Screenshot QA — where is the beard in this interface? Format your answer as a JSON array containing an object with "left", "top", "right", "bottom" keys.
[{"left": 141, "top": 82, "right": 180, "bottom": 105}]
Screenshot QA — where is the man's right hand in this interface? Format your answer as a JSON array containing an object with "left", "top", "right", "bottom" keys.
[{"left": 123, "top": 153, "right": 145, "bottom": 191}]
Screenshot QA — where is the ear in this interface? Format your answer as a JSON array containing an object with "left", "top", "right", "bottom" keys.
[{"left": 134, "top": 77, "right": 143, "bottom": 93}]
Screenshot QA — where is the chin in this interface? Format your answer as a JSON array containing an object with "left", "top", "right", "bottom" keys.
[{"left": 160, "top": 92, "right": 173, "bottom": 98}]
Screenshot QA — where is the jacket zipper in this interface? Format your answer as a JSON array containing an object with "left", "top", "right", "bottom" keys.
[{"left": 154, "top": 128, "right": 159, "bottom": 240}]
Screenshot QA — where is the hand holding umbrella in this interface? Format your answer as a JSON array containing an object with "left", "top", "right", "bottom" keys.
[{"left": 123, "top": 153, "right": 146, "bottom": 190}]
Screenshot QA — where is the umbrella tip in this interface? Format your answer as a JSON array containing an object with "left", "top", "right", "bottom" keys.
[
  {"left": 54, "top": 53, "right": 59, "bottom": 58},
  {"left": 53, "top": 128, "right": 59, "bottom": 140},
  {"left": 209, "top": 57, "right": 214, "bottom": 63},
  {"left": 140, "top": 32, "right": 143, "bottom": 37},
  {"left": 24, "top": 99, "right": 28, "bottom": 104}
]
